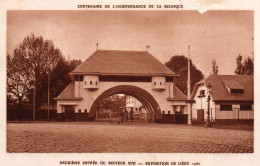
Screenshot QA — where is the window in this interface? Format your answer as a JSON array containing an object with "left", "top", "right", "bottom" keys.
[
  {"left": 84, "top": 109, "right": 87, "bottom": 113},
  {"left": 96, "top": 81, "right": 98, "bottom": 85},
  {"left": 230, "top": 89, "right": 244, "bottom": 93},
  {"left": 78, "top": 109, "right": 81, "bottom": 113},
  {"left": 160, "top": 82, "right": 162, "bottom": 85},
  {"left": 90, "top": 81, "right": 92, "bottom": 85},
  {"left": 99, "top": 76, "right": 151, "bottom": 82},
  {"left": 166, "top": 77, "right": 173, "bottom": 82},
  {"left": 198, "top": 90, "right": 205, "bottom": 98},
  {"left": 220, "top": 105, "right": 232, "bottom": 111},
  {"left": 136, "top": 108, "right": 138, "bottom": 111},
  {"left": 173, "top": 106, "right": 183, "bottom": 113},
  {"left": 162, "top": 111, "right": 165, "bottom": 114},
  {"left": 75, "top": 75, "right": 83, "bottom": 81},
  {"left": 240, "top": 105, "right": 252, "bottom": 111},
  {"left": 85, "top": 81, "right": 87, "bottom": 85},
  {"left": 131, "top": 108, "right": 133, "bottom": 111},
  {"left": 168, "top": 111, "right": 170, "bottom": 114},
  {"left": 154, "top": 82, "right": 156, "bottom": 85},
  {"left": 200, "top": 90, "right": 205, "bottom": 95}
]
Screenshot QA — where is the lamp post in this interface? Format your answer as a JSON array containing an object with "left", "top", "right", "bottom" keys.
[
  {"left": 47, "top": 72, "right": 50, "bottom": 121},
  {"left": 205, "top": 83, "right": 212, "bottom": 127}
]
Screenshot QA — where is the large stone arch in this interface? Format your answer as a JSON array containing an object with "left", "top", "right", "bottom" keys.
[{"left": 89, "top": 85, "right": 162, "bottom": 122}]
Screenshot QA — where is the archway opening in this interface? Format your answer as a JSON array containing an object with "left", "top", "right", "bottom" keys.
[
  {"left": 89, "top": 85, "right": 162, "bottom": 123},
  {"left": 95, "top": 94, "right": 153, "bottom": 123}
]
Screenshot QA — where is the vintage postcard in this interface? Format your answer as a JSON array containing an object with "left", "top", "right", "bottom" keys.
[{"left": 0, "top": 0, "right": 259, "bottom": 166}]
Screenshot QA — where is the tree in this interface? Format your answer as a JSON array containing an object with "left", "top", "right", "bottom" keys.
[
  {"left": 235, "top": 54, "right": 254, "bottom": 75},
  {"left": 7, "top": 54, "right": 32, "bottom": 120},
  {"left": 49, "top": 58, "right": 82, "bottom": 105},
  {"left": 7, "top": 34, "right": 83, "bottom": 120},
  {"left": 165, "top": 55, "right": 204, "bottom": 94},
  {"left": 212, "top": 60, "right": 218, "bottom": 75},
  {"left": 235, "top": 54, "right": 243, "bottom": 75},
  {"left": 98, "top": 94, "right": 126, "bottom": 114},
  {"left": 8, "top": 33, "right": 63, "bottom": 118},
  {"left": 242, "top": 57, "right": 254, "bottom": 75}
]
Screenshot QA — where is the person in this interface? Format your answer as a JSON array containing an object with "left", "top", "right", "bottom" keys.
[
  {"left": 119, "top": 111, "right": 124, "bottom": 124},
  {"left": 130, "top": 110, "right": 134, "bottom": 122},
  {"left": 124, "top": 110, "right": 128, "bottom": 122}
]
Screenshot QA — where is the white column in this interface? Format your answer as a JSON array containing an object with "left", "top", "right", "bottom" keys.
[
  {"left": 169, "top": 82, "right": 174, "bottom": 98},
  {"left": 57, "top": 104, "right": 62, "bottom": 113}
]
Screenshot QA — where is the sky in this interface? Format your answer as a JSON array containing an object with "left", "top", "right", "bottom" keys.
[{"left": 7, "top": 10, "right": 253, "bottom": 77}]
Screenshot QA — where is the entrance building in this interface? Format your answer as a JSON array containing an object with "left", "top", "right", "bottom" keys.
[{"left": 54, "top": 50, "right": 189, "bottom": 123}]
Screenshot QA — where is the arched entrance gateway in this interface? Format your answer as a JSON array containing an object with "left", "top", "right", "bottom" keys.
[
  {"left": 89, "top": 85, "right": 161, "bottom": 122},
  {"left": 54, "top": 50, "right": 189, "bottom": 123}
]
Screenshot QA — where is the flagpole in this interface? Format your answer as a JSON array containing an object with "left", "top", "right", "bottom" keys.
[
  {"left": 146, "top": 45, "right": 150, "bottom": 52},
  {"left": 33, "top": 76, "right": 36, "bottom": 120},
  {"left": 188, "top": 45, "right": 192, "bottom": 125},
  {"left": 48, "top": 72, "right": 50, "bottom": 121}
]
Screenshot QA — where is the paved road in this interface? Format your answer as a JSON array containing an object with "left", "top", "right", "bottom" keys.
[{"left": 6, "top": 122, "right": 253, "bottom": 153}]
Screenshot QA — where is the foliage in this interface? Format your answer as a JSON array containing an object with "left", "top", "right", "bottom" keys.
[
  {"left": 165, "top": 55, "right": 204, "bottom": 94},
  {"left": 7, "top": 33, "right": 82, "bottom": 119},
  {"left": 7, "top": 54, "right": 32, "bottom": 120},
  {"left": 242, "top": 57, "right": 254, "bottom": 75},
  {"left": 235, "top": 54, "right": 254, "bottom": 75},
  {"left": 98, "top": 94, "right": 126, "bottom": 114},
  {"left": 235, "top": 54, "right": 243, "bottom": 75},
  {"left": 48, "top": 58, "right": 82, "bottom": 104},
  {"left": 212, "top": 60, "right": 218, "bottom": 75},
  {"left": 11, "top": 34, "right": 63, "bottom": 114}
]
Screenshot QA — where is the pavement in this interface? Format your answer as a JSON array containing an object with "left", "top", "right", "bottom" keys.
[{"left": 6, "top": 122, "right": 253, "bottom": 153}]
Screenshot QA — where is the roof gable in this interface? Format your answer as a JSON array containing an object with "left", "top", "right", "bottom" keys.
[
  {"left": 222, "top": 80, "right": 244, "bottom": 90},
  {"left": 72, "top": 50, "right": 176, "bottom": 76},
  {"left": 173, "top": 85, "right": 187, "bottom": 99},
  {"left": 56, "top": 83, "right": 75, "bottom": 98}
]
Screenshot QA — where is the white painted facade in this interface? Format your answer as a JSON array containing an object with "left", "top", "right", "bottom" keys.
[
  {"left": 126, "top": 95, "right": 143, "bottom": 110},
  {"left": 192, "top": 83, "right": 253, "bottom": 122},
  {"left": 57, "top": 75, "right": 188, "bottom": 116},
  {"left": 151, "top": 76, "right": 166, "bottom": 90},
  {"left": 191, "top": 84, "right": 216, "bottom": 121},
  {"left": 125, "top": 95, "right": 147, "bottom": 113}
]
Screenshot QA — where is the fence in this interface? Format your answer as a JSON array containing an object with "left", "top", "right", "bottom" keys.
[{"left": 7, "top": 109, "right": 57, "bottom": 121}]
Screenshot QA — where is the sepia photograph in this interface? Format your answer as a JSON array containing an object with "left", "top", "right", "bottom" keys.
[
  {"left": 1, "top": 0, "right": 259, "bottom": 165},
  {"left": 6, "top": 10, "right": 254, "bottom": 153}
]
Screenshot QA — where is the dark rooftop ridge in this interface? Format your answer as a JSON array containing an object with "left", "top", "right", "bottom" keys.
[{"left": 71, "top": 50, "right": 177, "bottom": 76}]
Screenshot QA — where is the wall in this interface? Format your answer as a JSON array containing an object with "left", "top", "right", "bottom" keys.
[
  {"left": 57, "top": 100, "right": 79, "bottom": 113},
  {"left": 126, "top": 95, "right": 146, "bottom": 114},
  {"left": 192, "top": 84, "right": 215, "bottom": 122},
  {"left": 215, "top": 104, "right": 254, "bottom": 120},
  {"left": 151, "top": 76, "right": 166, "bottom": 90},
  {"left": 57, "top": 80, "right": 188, "bottom": 118},
  {"left": 83, "top": 75, "right": 99, "bottom": 89}
]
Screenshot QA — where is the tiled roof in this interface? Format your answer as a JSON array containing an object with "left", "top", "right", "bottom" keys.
[
  {"left": 55, "top": 82, "right": 75, "bottom": 98},
  {"left": 173, "top": 85, "right": 187, "bottom": 99},
  {"left": 222, "top": 80, "right": 244, "bottom": 90},
  {"left": 191, "top": 75, "right": 253, "bottom": 101},
  {"left": 167, "top": 85, "right": 187, "bottom": 101},
  {"left": 72, "top": 50, "right": 176, "bottom": 76}
]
